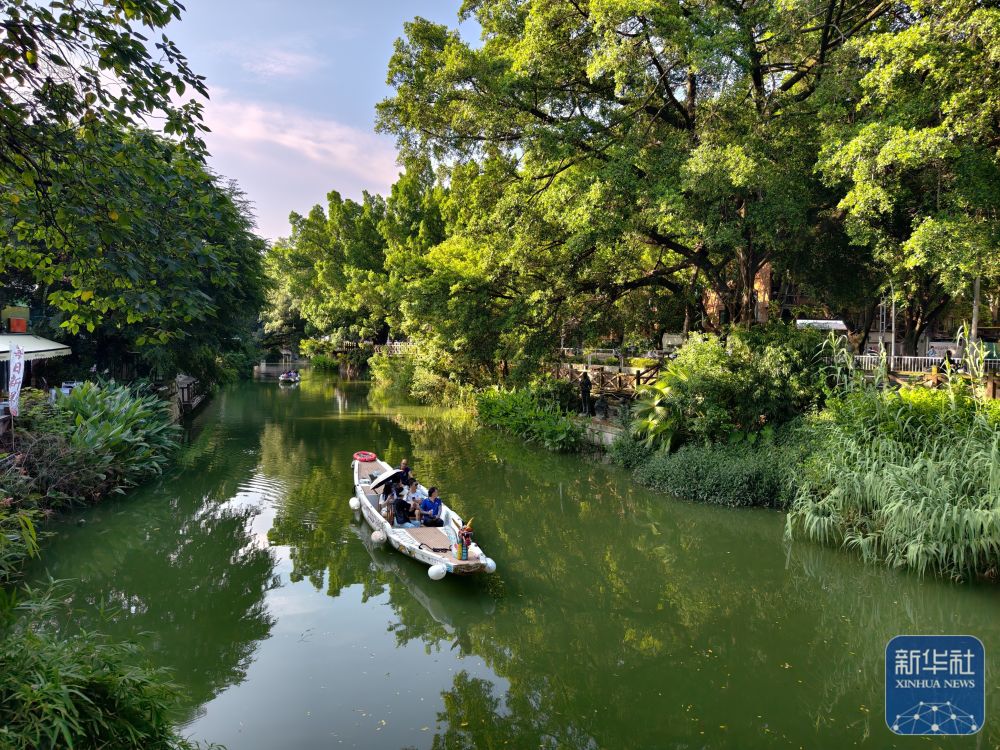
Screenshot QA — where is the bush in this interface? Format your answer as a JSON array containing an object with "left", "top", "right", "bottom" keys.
[
  {"left": 476, "top": 387, "right": 583, "bottom": 452},
  {"left": 608, "top": 431, "right": 654, "bottom": 470},
  {"left": 0, "top": 385, "right": 179, "bottom": 509},
  {"left": 311, "top": 354, "right": 338, "bottom": 371},
  {"left": 0, "top": 591, "right": 213, "bottom": 750},
  {"left": 632, "top": 326, "right": 824, "bottom": 449},
  {"left": 627, "top": 357, "right": 659, "bottom": 368},
  {"left": 57, "top": 383, "right": 179, "bottom": 491},
  {"left": 529, "top": 375, "right": 577, "bottom": 413},
  {"left": 634, "top": 442, "right": 793, "bottom": 508},
  {"left": 0, "top": 509, "right": 39, "bottom": 586},
  {"left": 369, "top": 350, "right": 416, "bottom": 395}
]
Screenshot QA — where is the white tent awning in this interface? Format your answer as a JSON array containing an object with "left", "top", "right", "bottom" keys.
[{"left": 0, "top": 334, "right": 71, "bottom": 362}]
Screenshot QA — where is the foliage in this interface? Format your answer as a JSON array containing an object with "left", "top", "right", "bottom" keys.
[
  {"left": 0, "top": 0, "right": 215, "bottom": 335},
  {"left": 0, "top": 385, "right": 178, "bottom": 508},
  {"left": 607, "top": 431, "right": 654, "bottom": 472},
  {"left": 634, "top": 442, "right": 793, "bottom": 509},
  {"left": 3, "top": 129, "right": 267, "bottom": 386},
  {"left": 265, "top": 191, "right": 390, "bottom": 341},
  {"left": 0, "top": 589, "right": 215, "bottom": 750},
  {"left": 475, "top": 388, "right": 583, "bottom": 452},
  {"left": 0, "top": 509, "right": 39, "bottom": 587},
  {"left": 528, "top": 375, "right": 578, "bottom": 414},
  {"left": 817, "top": 0, "right": 1000, "bottom": 352},
  {"left": 632, "top": 327, "right": 823, "bottom": 448},
  {"left": 57, "top": 383, "right": 179, "bottom": 489},
  {"left": 310, "top": 354, "right": 338, "bottom": 371},
  {"left": 786, "top": 382, "right": 1000, "bottom": 579}
]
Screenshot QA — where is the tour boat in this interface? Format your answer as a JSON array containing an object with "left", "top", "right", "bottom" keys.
[
  {"left": 350, "top": 452, "right": 497, "bottom": 579},
  {"left": 278, "top": 372, "right": 300, "bottom": 383}
]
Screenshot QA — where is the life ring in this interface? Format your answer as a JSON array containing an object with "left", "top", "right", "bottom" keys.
[{"left": 354, "top": 450, "right": 377, "bottom": 462}]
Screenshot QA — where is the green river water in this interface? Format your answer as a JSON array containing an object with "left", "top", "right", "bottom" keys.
[{"left": 26, "top": 373, "right": 1000, "bottom": 749}]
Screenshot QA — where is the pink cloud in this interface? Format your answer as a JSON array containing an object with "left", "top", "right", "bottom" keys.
[{"left": 200, "top": 92, "right": 400, "bottom": 240}]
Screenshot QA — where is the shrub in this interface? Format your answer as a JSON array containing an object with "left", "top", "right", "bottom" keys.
[
  {"left": 529, "top": 375, "right": 577, "bottom": 413},
  {"left": 369, "top": 350, "right": 416, "bottom": 395},
  {"left": 627, "top": 357, "right": 659, "bottom": 369},
  {"left": 1, "top": 384, "right": 180, "bottom": 509},
  {"left": 632, "top": 326, "right": 824, "bottom": 448},
  {"left": 0, "top": 509, "right": 39, "bottom": 586},
  {"left": 311, "top": 354, "right": 338, "bottom": 371},
  {"left": 608, "top": 431, "right": 654, "bottom": 470},
  {"left": 476, "top": 387, "right": 583, "bottom": 452},
  {"left": 634, "top": 442, "right": 793, "bottom": 508},
  {"left": 0, "top": 590, "right": 213, "bottom": 750},
  {"left": 56, "top": 383, "right": 179, "bottom": 492}
]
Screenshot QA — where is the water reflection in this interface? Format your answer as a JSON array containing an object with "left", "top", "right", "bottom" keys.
[{"left": 28, "top": 413, "right": 280, "bottom": 718}]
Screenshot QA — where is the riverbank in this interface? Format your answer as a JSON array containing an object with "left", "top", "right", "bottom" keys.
[
  {"left": 369, "top": 332, "right": 1000, "bottom": 581},
  {"left": 0, "top": 383, "right": 210, "bottom": 750}
]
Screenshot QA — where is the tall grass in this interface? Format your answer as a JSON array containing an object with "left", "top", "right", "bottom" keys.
[
  {"left": 786, "top": 385, "right": 1000, "bottom": 580},
  {"left": 0, "top": 588, "right": 217, "bottom": 750}
]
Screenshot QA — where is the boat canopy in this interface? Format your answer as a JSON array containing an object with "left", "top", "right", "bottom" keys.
[{"left": 0, "top": 334, "right": 71, "bottom": 362}]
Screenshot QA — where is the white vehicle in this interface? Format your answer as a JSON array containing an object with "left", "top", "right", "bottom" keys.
[{"left": 351, "top": 452, "right": 497, "bottom": 580}]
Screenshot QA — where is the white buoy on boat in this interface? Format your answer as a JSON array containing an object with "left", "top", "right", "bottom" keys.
[
  {"left": 483, "top": 557, "right": 497, "bottom": 574},
  {"left": 348, "top": 497, "right": 360, "bottom": 511},
  {"left": 428, "top": 564, "right": 447, "bottom": 580},
  {"left": 371, "top": 529, "right": 386, "bottom": 544}
]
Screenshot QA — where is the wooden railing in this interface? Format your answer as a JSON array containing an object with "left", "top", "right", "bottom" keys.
[{"left": 553, "top": 363, "right": 661, "bottom": 396}]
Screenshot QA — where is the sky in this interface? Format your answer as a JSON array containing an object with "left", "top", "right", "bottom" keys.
[{"left": 163, "top": 1, "right": 475, "bottom": 241}]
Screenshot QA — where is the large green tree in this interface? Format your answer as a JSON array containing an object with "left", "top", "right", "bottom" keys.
[
  {"left": 0, "top": 0, "right": 212, "bottom": 334},
  {"left": 266, "top": 191, "right": 390, "bottom": 342},
  {"left": 819, "top": 0, "right": 1000, "bottom": 353},
  {"left": 376, "top": 0, "right": 892, "bottom": 353}
]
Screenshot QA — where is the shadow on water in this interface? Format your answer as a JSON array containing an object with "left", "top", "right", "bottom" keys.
[{"left": 25, "top": 373, "right": 1000, "bottom": 748}]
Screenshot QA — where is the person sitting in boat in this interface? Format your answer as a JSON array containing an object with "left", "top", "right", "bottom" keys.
[
  {"left": 393, "top": 491, "right": 419, "bottom": 528},
  {"left": 420, "top": 487, "right": 445, "bottom": 527},
  {"left": 405, "top": 477, "right": 426, "bottom": 503},
  {"left": 380, "top": 479, "right": 399, "bottom": 513},
  {"left": 398, "top": 458, "right": 412, "bottom": 483}
]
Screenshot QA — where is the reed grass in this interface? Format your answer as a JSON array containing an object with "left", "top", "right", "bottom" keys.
[{"left": 786, "top": 385, "right": 1000, "bottom": 580}]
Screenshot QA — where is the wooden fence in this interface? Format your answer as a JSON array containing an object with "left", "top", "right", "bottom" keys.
[{"left": 553, "top": 363, "right": 660, "bottom": 397}]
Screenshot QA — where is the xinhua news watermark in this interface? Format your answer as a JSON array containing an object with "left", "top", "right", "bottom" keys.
[{"left": 886, "top": 635, "right": 985, "bottom": 735}]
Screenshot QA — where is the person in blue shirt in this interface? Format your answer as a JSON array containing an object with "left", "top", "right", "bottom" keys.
[{"left": 420, "top": 487, "right": 444, "bottom": 527}]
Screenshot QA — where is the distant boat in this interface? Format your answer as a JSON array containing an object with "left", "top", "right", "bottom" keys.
[
  {"left": 278, "top": 372, "right": 300, "bottom": 383},
  {"left": 351, "top": 453, "right": 497, "bottom": 579}
]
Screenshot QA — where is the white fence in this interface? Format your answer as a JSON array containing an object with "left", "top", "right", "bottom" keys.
[{"left": 842, "top": 355, "right": 1000, "bottom": 373}]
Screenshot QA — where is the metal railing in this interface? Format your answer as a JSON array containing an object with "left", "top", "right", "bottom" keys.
[{"left": 844, "top": 355, "right": 1000, "bottom": 374}]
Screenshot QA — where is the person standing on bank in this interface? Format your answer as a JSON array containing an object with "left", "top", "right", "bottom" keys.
[{"left": 579, "top": 371, "right": 592, "bottom": 416}]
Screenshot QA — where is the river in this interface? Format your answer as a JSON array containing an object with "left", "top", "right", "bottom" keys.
[{"left": 26, "top": 374, "right": 1000, "bottom": 748}]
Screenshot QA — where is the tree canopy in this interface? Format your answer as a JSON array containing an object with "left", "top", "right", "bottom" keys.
[{"left": 271, "top": 1, "right": 1000, "bottom": 369}]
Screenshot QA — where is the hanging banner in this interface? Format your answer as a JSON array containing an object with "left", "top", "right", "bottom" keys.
[{"left": 8, "top": 345, "right": 24, "bottom": 417}]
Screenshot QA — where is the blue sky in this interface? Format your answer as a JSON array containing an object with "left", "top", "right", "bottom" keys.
[{"left": 165, "top": 1, "right": 475, "bottom": 241}]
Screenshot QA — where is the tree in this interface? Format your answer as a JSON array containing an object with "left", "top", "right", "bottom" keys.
[
  {"left": 376, "top": 0, "right": 893, "bottom": 344},
  {"left": 9, "top": 128, "right": 267, "bottom": 384},
  {"left": 266, "top": 191, "right": 390, "bottom": 342},
  {"left": 0, "top": 0, "right": 210, "bottom": 332},
  {"left": 819, "top": 0, "right": 1000, "bottom": 353}
]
